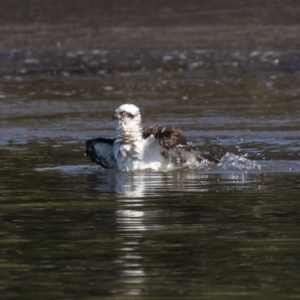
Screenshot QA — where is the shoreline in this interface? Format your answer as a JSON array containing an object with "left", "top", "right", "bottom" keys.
[{"left": 1, "top": 0, "right": 300, "bottom": 51}]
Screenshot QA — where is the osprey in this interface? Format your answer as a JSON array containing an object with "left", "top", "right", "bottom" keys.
[{"left": 86, "top": 104, "right": 219, "bottom": 171}]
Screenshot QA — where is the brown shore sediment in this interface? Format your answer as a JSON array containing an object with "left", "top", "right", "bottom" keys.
[{"left": 1, "top": 0, "right": 300, "bottom": 51}]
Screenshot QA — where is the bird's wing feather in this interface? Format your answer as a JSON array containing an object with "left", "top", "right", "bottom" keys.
[
  {"left": 155, "top": 127, "right": 188, "bottom": 149},
  {"left": 85, "top": 137, "right": 117, "bottom": 169},
  {"left": 142, "top": 126, "right": 187, "bottom": 149},
  {"left": 143, "top": 125, "right": 219, "bottom": 164}
]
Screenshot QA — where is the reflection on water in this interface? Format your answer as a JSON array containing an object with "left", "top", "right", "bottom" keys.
[
  {"left": 1, "top": 139, "right": 300, "bottom": 299},
  {"left": 1, "top": 50, "right": 300, "bottom": 299}
]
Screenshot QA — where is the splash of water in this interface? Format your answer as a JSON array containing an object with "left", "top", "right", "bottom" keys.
[
  {"left": 165, "top": 152, "right": 261, "bottom": 172},
  {"left": 219, "top": 152, "right": 261, "bottom": 171}
]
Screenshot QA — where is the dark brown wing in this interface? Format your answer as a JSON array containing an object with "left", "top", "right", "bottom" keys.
[
  {"left": 155, "top": 127, "right": 188, "bottom": 150},
  {"left": 142, "top": 125, "right": 159, "bottom": 139},
  {"left": 142, "top": 125, "right": 219, "bottom": 164},
  {"left": 142, "top": 125, "right": 188, "bottom": 149}
]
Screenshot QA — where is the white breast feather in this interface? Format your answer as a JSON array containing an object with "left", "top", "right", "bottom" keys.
[{"left": 113, "top": 134, "right": 166, "bottom": 171}]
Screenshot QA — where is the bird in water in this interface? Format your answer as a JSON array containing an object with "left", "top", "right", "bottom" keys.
[{"left": 85, "top": 104, "right": 219, "bottom": 171}]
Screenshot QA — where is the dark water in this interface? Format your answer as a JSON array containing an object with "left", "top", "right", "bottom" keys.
[{"left": 1, "top": 50, "right": 300, "bottom": 299}]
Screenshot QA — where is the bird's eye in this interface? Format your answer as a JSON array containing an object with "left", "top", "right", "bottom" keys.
[{"left": 122, "top": 111, "right": 127, "bottom": 116}]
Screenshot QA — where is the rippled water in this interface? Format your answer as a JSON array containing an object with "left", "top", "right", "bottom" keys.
[{"left": 1, "top": 50, "right": 300, "bottom": 299}]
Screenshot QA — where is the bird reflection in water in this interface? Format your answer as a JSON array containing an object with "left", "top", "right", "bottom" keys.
[
  {"left": 92, "top": 170, "right": 252, "bottom": 197},
  {"left": 91, "top": 170, "right": 254, "bottom": 295}
]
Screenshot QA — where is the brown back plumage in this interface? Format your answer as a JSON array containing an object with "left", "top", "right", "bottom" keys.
[
  {"left": 142, "top": 125, "right": 219, "bottom": 164},
  {"left": 142, "top": 126, "right": 188, "bottom": 150}
]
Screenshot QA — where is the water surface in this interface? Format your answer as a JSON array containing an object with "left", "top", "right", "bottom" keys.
[{"left": 1, "top": 50, "right": 300, "bottom": 299}]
